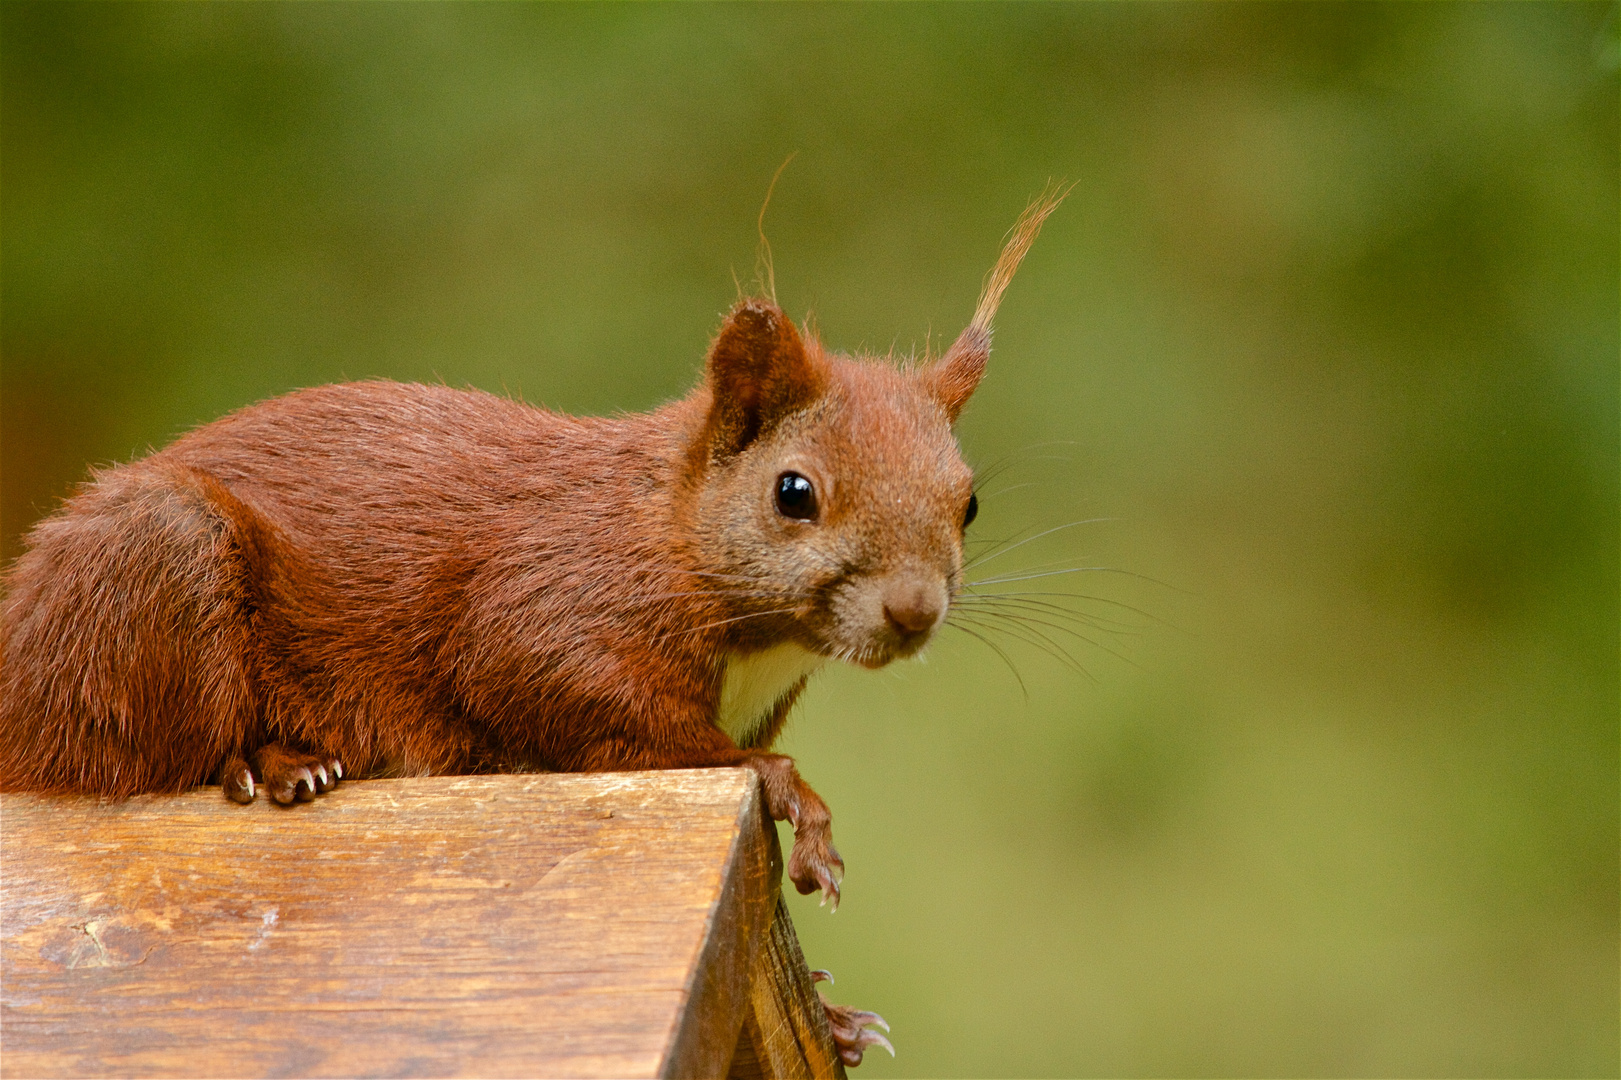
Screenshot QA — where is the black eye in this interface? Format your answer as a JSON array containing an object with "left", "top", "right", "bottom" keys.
[
  {"left": 963, "top": 492, "right": 979, "bottom": 529},
  {"left": 775, "top": 472, "right": 818, "bottom": 520}
]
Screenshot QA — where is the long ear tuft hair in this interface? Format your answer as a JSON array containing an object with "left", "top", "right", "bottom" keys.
[{"left": 927, "top": 182, "right": 1072, "bottom": 422}]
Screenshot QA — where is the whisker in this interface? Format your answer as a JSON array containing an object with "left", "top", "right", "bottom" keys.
[
  {"left": 959, "top": 523, "right": 1049, "bottom": 568},
  {"left": 963, "top": 587, "right": 1180, "bottom": 628},
  {"left": 948, "top": 611, "right": 1097, "bottom": 683},
  {"left": 968, "top": 566, "right": 1117, "bottom": 587},
  {"left": 963, "top": 518, "right": 1113, "bottom": 573},
  {"left": 956, "top": 588, "right": 1142, "bottom": 622},
  {"left": 977, "top": 481, "right": 1038, "bottom": 501},
  {"left": 971, "top": 453, "right": 1075, "bottom": 493},
  {"left": 960, "top": 527, "right": 1052, "bottom": 571},
  {"left": 958, "top": 607, "right": 1140, "bottom": 671},
  {"left": 952, "top": 604, "right": 1087, "bottom": 659},
  {"left": 954, "top": 594, "right": 1143, "bottom": 636},
  {"left": 648, "top": 608, "right": 798, "bottom": 642},
  {"left": 969, "top": 556, "right": 1085, "bottom": 574},
  {"left": 944, "top": 620, "right": 1029, "bottom": 699},
  {"left": 950, "top": 610, "right": 1081, "bottom": 672},
  {"left": 632, "top": 589, "right": 793, "bottom": 603},
  {"left": 969, "top": 440, "right": 1084, "bottom": 490},
  {"left": 966, "top": 577, "right": 1186, "bottom": 619}
]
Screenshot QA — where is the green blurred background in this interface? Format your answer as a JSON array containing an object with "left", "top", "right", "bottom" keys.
[{"left": 3, "top": 3, "right": 1616, "bottom": 1075}]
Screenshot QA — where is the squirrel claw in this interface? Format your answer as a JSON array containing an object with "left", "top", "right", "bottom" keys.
[
  {"left": 289, "top": 767, "right": 318, "bottom": 803},
  {"left": 838, "top": 1009, "right": 889, "bottom": 1033},
  {"left": 810, "top": 969, "right": 834, "bottom": 985},
  {"left": 251, "top": 745, "right": 344, "bottom": 807},
  {"left": 850, "top": 1030, "right": 896, "bottom": 1063},
  {"left": 312, "top": 759, "right": 342, "bottom": 792},
  {"left": 222, "top": 765, "right": 256, "bottom": 804},
  {"left": 843, "top": 1029, "right": 895, "bottom": 1063},
  {"left": 815, "top": 871, "right": 841, "bottom": 912},
  {"left": 823, "top": 999, "right": 894, "bottom": 1066}
]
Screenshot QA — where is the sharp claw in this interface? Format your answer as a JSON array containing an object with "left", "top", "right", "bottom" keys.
[
  {"left": 810, "top": 969, "right": 834, "bottom": 985},
  {"left": 826, "top": 1000, "right": 894, "bottom": 1066},
  {"left": 225, "top": 771, "right": 255, "bottom": 804},
  {"left": 841, "top": 1009, "right": 889, "bottom": 1032},
  {"left": 332, "top": 760, "right": 344, "bottom": 780},
  {"left": 859, "top": 1030, "right": 896, "bottom": 1058}
]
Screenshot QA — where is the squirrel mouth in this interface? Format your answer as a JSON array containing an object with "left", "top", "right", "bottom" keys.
[{"left": 849, "top": 629, "right": 934, "bottom": 670}]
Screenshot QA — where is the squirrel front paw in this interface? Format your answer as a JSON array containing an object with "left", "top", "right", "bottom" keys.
[
  {"left": 789, "top": 826, "right": 844, "bottom": 910},
  {"left": 741, "top": 753, "right": 845, "bottom": 909},
  {"left": 246, "top": 744, "right": 343, "bottom": 805}
]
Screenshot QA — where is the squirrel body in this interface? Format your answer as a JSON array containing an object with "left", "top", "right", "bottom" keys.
[{"left": 0, "top": 192, "right": 1064, "bottom": 931}]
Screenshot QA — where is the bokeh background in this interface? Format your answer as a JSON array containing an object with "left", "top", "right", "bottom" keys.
[{"left": 4, "top": 3, "right": 1616, "bottom": 1076}]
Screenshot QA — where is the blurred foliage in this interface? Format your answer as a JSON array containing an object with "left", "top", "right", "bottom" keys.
[{"left": 3, "top": 3, "right": 1616, "bottom": 1076}]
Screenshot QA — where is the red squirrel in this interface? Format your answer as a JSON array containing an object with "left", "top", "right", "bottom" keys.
[{"left": 1, "top": 189, "right": 1062, "bottom": 1064}]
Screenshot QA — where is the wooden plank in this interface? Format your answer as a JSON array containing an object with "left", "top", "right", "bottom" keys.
[
  {"left": 0, "top": 770, "right": 780, "bottom": 1079},
  {"left": 728, "top": 896, "right": 848, "bottom": 1080},
  {"left": 662, "top": 785, "right": 781, "bottom": 1078}
]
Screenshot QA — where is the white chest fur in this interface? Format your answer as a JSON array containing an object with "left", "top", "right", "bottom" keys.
[{"left": 716, "top": 642, "right": 825, "bottom": 748}]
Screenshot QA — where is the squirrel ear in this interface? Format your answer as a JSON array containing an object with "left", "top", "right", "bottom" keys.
[
  {"left": 925, "top": 182, "right": 1070, "bottom": 424},
  {"left": 703, "top": 298, "right": 824, "bottom": 457},
  {"left": 924, "top": 324, "right": 989, "bottom": 423}
]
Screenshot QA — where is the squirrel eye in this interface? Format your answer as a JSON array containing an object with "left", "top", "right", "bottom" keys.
[
  {"left": 963, "top": 492, "right": 979, "bottom": 529},
  {"left": 775, "top": 472, "right": 818, "bottom": 520}
]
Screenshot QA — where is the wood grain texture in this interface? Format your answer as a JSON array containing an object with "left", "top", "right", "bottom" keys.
[
  {"left": 728, "top": 896, "right": 848, "bottom": 1080},
  {"left": 0, "top": 769, "right": 799, "bottom": 1079}
]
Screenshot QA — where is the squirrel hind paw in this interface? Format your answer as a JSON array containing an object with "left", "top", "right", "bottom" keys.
[
  {"left": 822, "top": 1000, "right": 894, "bottom": 1066},
  {"left": 251, "top": 745, "right": 343, "bottom": 806}
]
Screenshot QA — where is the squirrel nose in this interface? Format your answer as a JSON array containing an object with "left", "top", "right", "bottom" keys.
[{"left": 882, "top": 579, "right": 945, "bottom": 637}]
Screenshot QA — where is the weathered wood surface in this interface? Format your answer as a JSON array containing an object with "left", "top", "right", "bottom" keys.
[
  {"left": 0, "top": 769, "right": 836, "bottom": 1079},
  {"left": 727, "top": 896, "right": 847, "bottom": 1080}
]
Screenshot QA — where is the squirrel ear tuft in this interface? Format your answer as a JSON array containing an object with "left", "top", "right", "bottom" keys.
[
  {"left": 924, "top": 324, "right": 989, "bottom": 423},
  {"left": 926, "top": 183, "right": 1069, "bottom": 424},
  {"left": 703, "top": 298, "right": 824, "bottom": 457}
]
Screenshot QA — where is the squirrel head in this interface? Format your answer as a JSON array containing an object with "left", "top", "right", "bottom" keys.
[
  {"left": 687, "top": 299, "right": 983, "bottom": 668},
  {"left": 683, "top": 186, "right": 1065, "bottom": 669}
]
